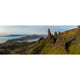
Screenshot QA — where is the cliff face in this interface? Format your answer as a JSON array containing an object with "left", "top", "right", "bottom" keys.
[
  {"left": 46, "top": 28, "right": 55, "bottom": 43},
  {"left": 47, "top": 28, "right": 65, "bottom": 48},
  {"left": 48, "top": 28, "right": 51, "bottom": 38}
]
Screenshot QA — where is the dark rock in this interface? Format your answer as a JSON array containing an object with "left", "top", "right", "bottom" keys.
[
  {"left": 38, "top": 37, "right": 44, "bottom": 41},
  {"left": 48, "top": 28, "right": 51, "bottom": 39},
  {"left": 54, "top": 32, "right": 58, "bottom": 42},
  {"left": 46, "top": 28, "right": 55, "bottom": 43}
]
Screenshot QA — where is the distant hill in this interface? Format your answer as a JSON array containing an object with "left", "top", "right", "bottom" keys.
[
  {"left": 5, "top": 35, "right": 46, "bottom": 43},
  {"left": 0, "top": 34, "right": 26, "bottom": 37},
  {"left": 0, "top": 26, "right": 80, "bottom": 54}
]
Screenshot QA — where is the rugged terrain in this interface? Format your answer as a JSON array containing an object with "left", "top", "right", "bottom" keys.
[{"left": 0, "top": 26, "right": 80, "bottom": 54}]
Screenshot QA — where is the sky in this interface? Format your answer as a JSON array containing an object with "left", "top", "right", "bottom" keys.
[{"left": 0, "top": 25, "right": 77, "bottom": 35}]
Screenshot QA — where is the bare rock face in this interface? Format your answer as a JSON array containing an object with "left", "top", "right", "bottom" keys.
[
  {"left": 39, "top": 37, "right": 44, "bottom": 41},
  {"left": 50, "top": 34, "right": 55, "bottom": 43},
  {"left": 77, "top": 25, "right": 80, "bottom": 29},
  {"left": 54, "top": 32, "right": 58, "bottom": 42},
  {"left": 46, "top": 29, "right": 66, "bottom": 48},
  {"left": 46, "top": 28, "right": 55, "bottom": 43},
  {"left": 48, "top": 28, "right": 51, "bottom": 39},
  {"left": 54, "top": 32, "right": 58, "bottom": 38}
]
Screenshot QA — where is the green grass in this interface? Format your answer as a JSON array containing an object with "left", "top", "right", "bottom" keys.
[
  {"left": 68, "top": 41, "right": 80, "bottom": 54},
  {"left": 0, "top": 27, "right": 80, "bottom": 54}
]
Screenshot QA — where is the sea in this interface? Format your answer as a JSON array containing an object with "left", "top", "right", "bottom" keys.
[
  {"left": 0, "top": 35, "right": 25, "bottom": 43},
  {"left": 0, "top": 26, "right": 77, "bottom": 43},
  {"left": 0, "top": 34, "right": 40, "bottom": 43}
]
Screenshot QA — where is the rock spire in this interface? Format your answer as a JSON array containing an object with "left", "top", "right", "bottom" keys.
[{"left": 48, "top": 28, "right": 51, "bottom": 38}]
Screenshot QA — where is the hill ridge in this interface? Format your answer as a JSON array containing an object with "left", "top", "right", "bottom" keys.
[{"left": 0, "top": 26, "right": 80, "bottom": 54}]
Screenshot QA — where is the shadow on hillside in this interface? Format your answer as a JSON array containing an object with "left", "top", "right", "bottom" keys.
[{"left": 65, "top": 37, "right": 76, "bottom": 53}]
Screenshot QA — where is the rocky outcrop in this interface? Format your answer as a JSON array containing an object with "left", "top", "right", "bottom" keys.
[
  {"left": 46, "top": 28, "right": 55, "bottom": 43},
  {"left": 77, "top": 25, "right": 80, "bottom": 29},
  {"left": 47, "top": 28, "right": 65, "bottom": 46},
  {"left": 48, "top": 28, "right": 51, "bottom": 39},
  {"left": 46, "top": 28, "right": 67, "bottom": 53},
  {"left": 54, "top": 32, "right": 58, "bottom": 42}
]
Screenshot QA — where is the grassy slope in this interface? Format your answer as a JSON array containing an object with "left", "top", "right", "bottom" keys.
[
  {"left": 39, "top": 27, "right": 80, "bottom": 54},
  {"left": 0, "top": 27, "right": 80, "bottom": 54},
  {"left": 39, "top": 28, "right": 78, "bottom": 54},
  {"left": 62, "top": 28, "right": 80, "bottom": 54}
]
